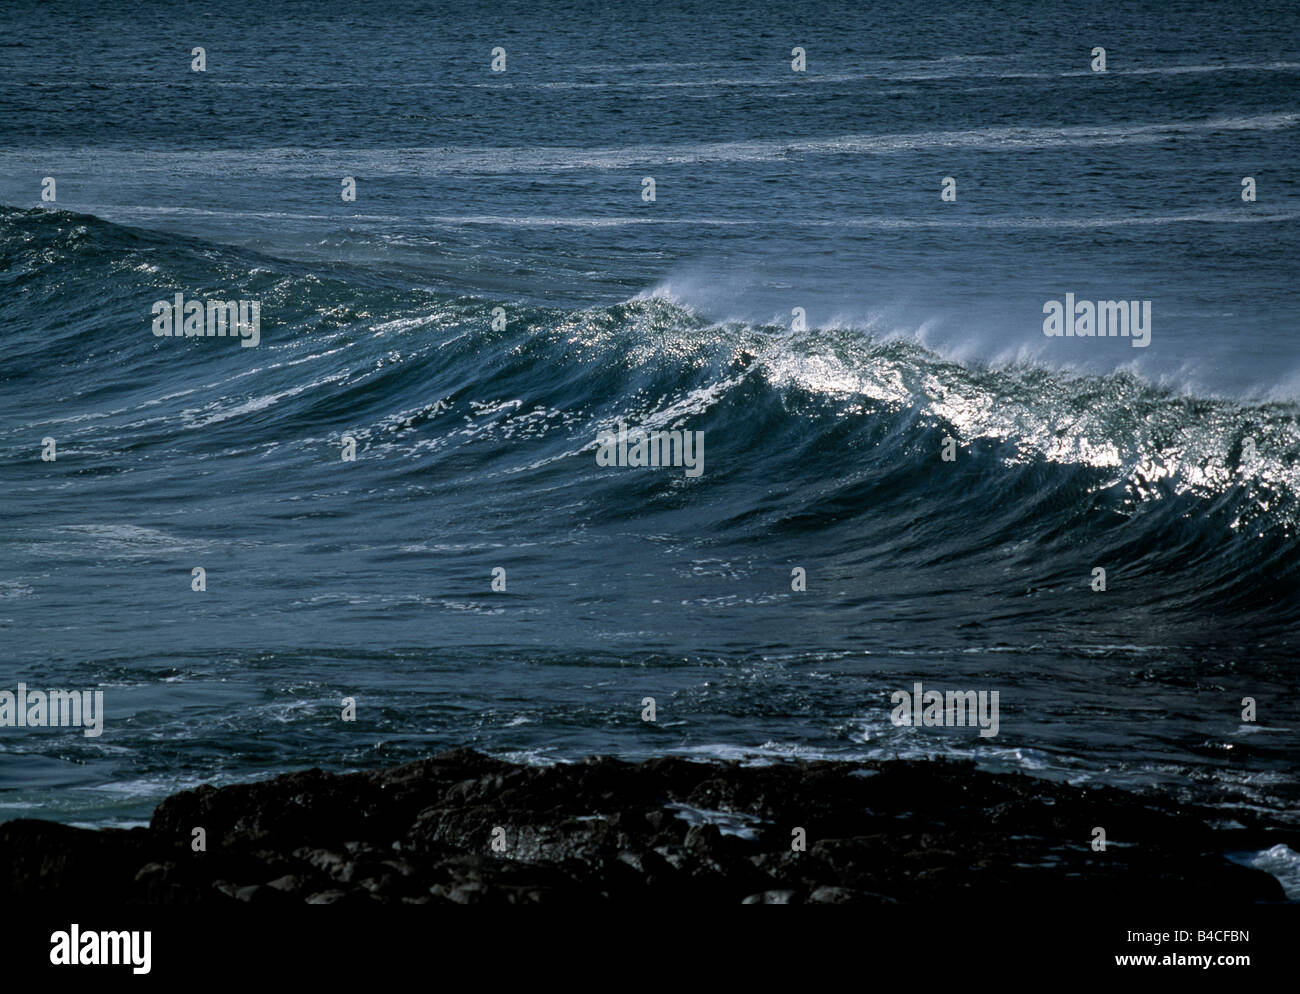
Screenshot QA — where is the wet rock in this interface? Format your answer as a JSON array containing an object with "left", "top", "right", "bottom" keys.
[
  {"left": 304, "top": 889, "right": 350, "bottom": 905},
  {"left": 743, "top": 889, "right": 797, "bottom": 904},
  {"left": 265, "top": 874, "right": 310, "bottom": 893},
  {"left": 2, "top": 748, "right": 1291, "bottom": 905}
]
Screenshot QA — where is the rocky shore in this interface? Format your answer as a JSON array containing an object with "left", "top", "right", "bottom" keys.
[{"left": 2, "top": 749, "right": 1292, "bottom": 905}]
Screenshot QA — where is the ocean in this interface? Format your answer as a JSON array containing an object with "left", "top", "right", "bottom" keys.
[{"left": 0, "top": 0, "right": 1297, "bottom": 841}]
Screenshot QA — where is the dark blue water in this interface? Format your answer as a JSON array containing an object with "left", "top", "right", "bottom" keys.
[{"left": 1, "top": 1, "right": 1297, "bottom": 833}]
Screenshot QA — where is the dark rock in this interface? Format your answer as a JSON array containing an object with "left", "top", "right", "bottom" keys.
[
  {"left": 2, "top": 748, "right": 1291, "bottom": 905},
  {"left": 265, "top": 874, "right": 309, "bottom": 893},
  {"left": 743, "top": 889, "right": 797, "bottom": 904}
]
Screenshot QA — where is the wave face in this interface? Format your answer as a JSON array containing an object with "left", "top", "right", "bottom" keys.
[
  {"left": 4, "top": 206, "right": 1297, "bottom": 639},
  {"left": 2, "top": 0, "right": 1299, "bottom": 827}
]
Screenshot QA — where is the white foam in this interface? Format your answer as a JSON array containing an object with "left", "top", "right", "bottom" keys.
[{"left": 1236, "top": 844, "right": 1300, "bottom": 900}]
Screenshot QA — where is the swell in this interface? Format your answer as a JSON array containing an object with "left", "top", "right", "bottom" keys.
[{"left": 3, "top": 207, "right": 1298, "bottom": 629}]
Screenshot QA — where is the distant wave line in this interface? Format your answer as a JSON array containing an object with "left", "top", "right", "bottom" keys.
[
  {"left": 64, "top": 204, "right": 1300, "bottom": 230},
  {"left": 3, "top": 113, "right": 1293, "bottom": 173}
]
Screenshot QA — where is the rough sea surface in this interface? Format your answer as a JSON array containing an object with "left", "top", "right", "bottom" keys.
[{"left": 0, "top": 1, "right": 1297, "bottom": 837}]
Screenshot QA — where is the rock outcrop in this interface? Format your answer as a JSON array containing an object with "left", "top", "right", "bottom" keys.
[{"left": 1, "top": 749, "right": 1290, "bottom": 904}]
